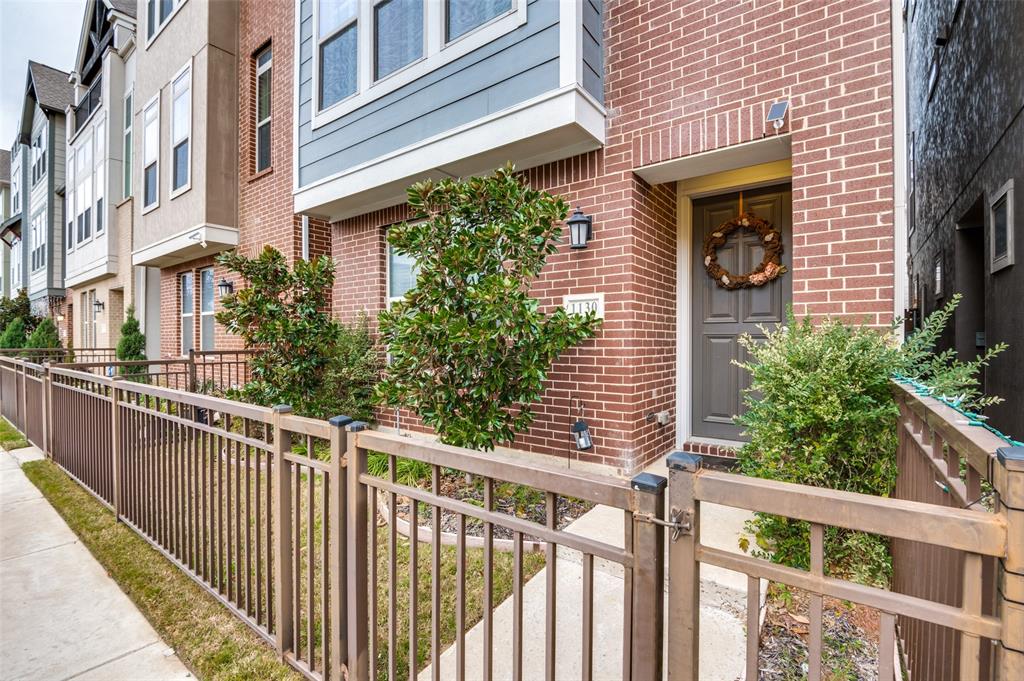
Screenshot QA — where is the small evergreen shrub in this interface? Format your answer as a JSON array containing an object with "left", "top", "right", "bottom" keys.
[
  {"left": 0, "top": 317, "right": 27, "bottom": 349},
  {"left": 0, "top": 290, "right": 34, "bottom": 334},
  {"left": 116, "top": 306, "right": 147, "bottom": 378},
  {"left": 24, "top": 318, "right": 62, "bottom": 359}
]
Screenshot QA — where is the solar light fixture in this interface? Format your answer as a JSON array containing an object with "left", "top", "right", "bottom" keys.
[
  {"left": 218, "top": 278, "right": 234, "bottom": 299},
  {"left": 567, "top": 206, "right": 593, "bottom": 249},
  {"left": 767, "top": 100, "right": 789, "bottom": 131},
  {"left": 571, "top": 418, "right": 593, "bottom": 451}
]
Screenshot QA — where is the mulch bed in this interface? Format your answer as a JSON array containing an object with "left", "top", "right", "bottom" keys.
[{"left": 391, "top": 470, "right": 594, "bottom": 541}]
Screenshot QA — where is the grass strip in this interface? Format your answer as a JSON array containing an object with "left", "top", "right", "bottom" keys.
[
  {"left": 0, "top": 417, "right": 28, "bottom": 451},
  {"left": 22, "top": 459, "right": 302, "bottom": 681}
]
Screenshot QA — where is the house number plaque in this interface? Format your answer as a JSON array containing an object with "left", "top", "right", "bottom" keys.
[{"left": 563, "top": 293, "right": 604, "bottom": 319}]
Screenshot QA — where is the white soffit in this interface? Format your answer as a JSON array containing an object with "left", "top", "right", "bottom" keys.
[{"left": 634, "top": 134, "right": 792, "bottom": 186}]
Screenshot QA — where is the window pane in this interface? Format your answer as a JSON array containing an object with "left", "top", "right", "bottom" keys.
[
  {"left": 257, "top": 67, "right": 272, "bottom": 122},
  {"left": 173, "top": 140, "right": 189, "bottom": 190},
  {"left": 389, "top": 248, "right": 417, "bottom": 299},
  {"left": 257, "top": 122, "right": 271, "bottom": 172},
  {"left": 319, "top": 0, "right": 356, "bottom": 38},
  {"left": 84, "top": 208, "right": 91, "bottom": 239},
  {"left": 123, "top": 129, "right": 132, "bottom": 199},
  {"left": 994, "top": 196, "right": 1008, "bottom": 259},
  {"left": 200, "top": 268, "right": 214, "bottom": 312},
  {"left": 95, "top": 122, "right": 105, "bottom": 160},
  {"left": 320, "top": 24, "right": 357, "bottom": 108},
  {"left": 257, "top": 48, "right": 273, "bottom": 69},
  {"left": 147, "top": 0, "right": 155, "bottom": 36},
  {"left": 181, "top": 272, "right": 193, "bottom": 313},
  {"left": 172, "top": 76, "right": 190, "bottom": 142},
  {"left": 96, "top": 198, "right": 104, "bottom": 233},
  {"left": 182, "top": 316, "right": 194, "bottom": 354},
  {"left": 144, "top": 105, "right": 158, "bottom": 164},
  {"left": 144, "top": 163, "right": 157, "bottom": 206},
  {"left": 446, "top": 0, "right": 510, "bottom": 41},
  {"left": 375, "top": 0, "right": 423, "bottom": 80},
  {"left": 160, "top": 0, "right": 173, "bottom": 22},
  {"left": 201, "top": 314, "right": 214, "bottom": 351}
]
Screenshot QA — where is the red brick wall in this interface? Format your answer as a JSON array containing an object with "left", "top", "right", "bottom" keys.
[{"left": 330, "top": 0, "right": 895, "bottom": 472}]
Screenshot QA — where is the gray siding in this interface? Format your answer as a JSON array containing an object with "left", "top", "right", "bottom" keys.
[
  {"left": 582, "top": 0, "right": 602, "bottom": 103},
  {"left": 297, "top": 0, "right": 567, "bottom": 188}
]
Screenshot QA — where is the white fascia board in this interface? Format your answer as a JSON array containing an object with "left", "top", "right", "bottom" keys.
[
  {"left": 131, "top": 223, "right": 239, "bottom": 267},
  {"left": 294, "top": 85, "right": 606, "bottom": 221},
  {"left": 66, "top": 257, "right": 119, "bottom": 288},
  {"left": 634, "top": 134, "right": 792, "bottom": 186}
]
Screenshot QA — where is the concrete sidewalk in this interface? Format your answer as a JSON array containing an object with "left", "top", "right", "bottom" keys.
[{"left": 0, "top": 447, "right": 191, "bottom": 681}]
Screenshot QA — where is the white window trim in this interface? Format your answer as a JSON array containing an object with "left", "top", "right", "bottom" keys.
[
  {"left": 990, "top": 178, "right": 1015, "bottom": 273},
  {"left": 123, "top": 90, "right": 133, "bottom": 200},
  {"left": 142, "top": 92, "right": 160, "bottom": 214},
  {"left": 199, "top": 266, "right": 215, "bottom": 351},
  {"left": 180, "top": 271, "right": 194, "bottom": 356},
  {"left": 94, "top": 119, "right": 106, "bottom": 236},
  {"left": 311, "top": 0, "right": 527, "bottom": 130},
  {"left": 145, "top": 0, "right": 188, "bottom": 49},
  {"left": 255, "top": 46, "right": 273, "bottom": 173},
  {"left": 169, "top": 60, "right": 193, "bottom": 199}
]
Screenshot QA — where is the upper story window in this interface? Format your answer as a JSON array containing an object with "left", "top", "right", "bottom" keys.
[
  {"left": 95, "top": 123, "right": 106, "bottom": 236},
  {"left": 147, "top": 0, "right": 185, "bottom": 43},
  {"left": 66, "top": 151, "right": 75, "bottom": 252},
  {"left": 123, "top": 92, "right": 133, "bottom": 200},
  {"left": 143, "top": 95, "right": 159, "bottom": 211},
  {"left": 991, "top": 179, "right": 1015, "bottom": 273},
  {"left": 31, "top": 130, "right": 47, "bottom": 185},
  {"left": 313, "top": 0, "right": 524, "bottom": 127},
  {"left": 255, "top": 46, "right": 272, "bottom": 173},
  {"left": 170, "top": 64, "right": 192, "bottom": 195},
  {"left": 30, "top": 210, "right": 46, "bottom": 272},
  {"left": 75, "top": 137, "right": 93, "bottom": 244},
  {"left": 11, "top": 173, "right": 18, "bottom": 214}
]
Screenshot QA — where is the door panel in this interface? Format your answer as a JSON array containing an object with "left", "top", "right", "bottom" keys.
[{"left": 691, "top": 184, "right": 792, "bottom": 441}]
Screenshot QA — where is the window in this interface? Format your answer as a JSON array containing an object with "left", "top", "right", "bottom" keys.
[
  {"left": 76, "top": 136, "right": 93, "bottom": 244},
  {"left": 446, "top": 0, "right": 510, "bottom": 42},
  {"left": 200, "top": 267, "right": 215, "bottom": 350},
  {"left": 66, "top": 152, "right": 74, "bottom": 252},
  {"left": 143, "top": 96, "right": 159, "bottom": 210},
  {"left": 30, "top": 211, "right": 46, "bottom": 272},
  {"left": 11, "top": 173, "right": 18, "bottom": 213},
  {"left": 31, "top": 131, "right": 47, "bottom": 185},
  {"left": 990, "top": 179, "right": 1015, "bottom": 272},
  {"left": 81, "top": 292, "right": 91, "bottom": 348},
  {"left": 147, "top": 0, "right": 183, "bottom": 41},
  {"left": 387, "top": 244, "right": 417, "bottom": 303},
  {"left": 94, "top": 126, "right": 105, "bottom": 234},
  {"left": 123, "top": 92, "right": 133, "bottom": 199},
  {"left": 374, "top": 0, "right": 423, "bottom": 80},
  {"left": 180, "top": 271, "right": 194, "bottom": 354},
  {"left": 318, "top": 0, "right": 358, "bottom": 109},
  {"left": 313, "top": 0, "right": 523, "bottom": 125},
  {"left": 933, "top": 256, "right": 943, "bottom": 299},
  {"left": 255, "top": 47, "right": 272, "bottom": 173},
  {"left": 171, "top": 65, "right": 191, "bottom": 193}
]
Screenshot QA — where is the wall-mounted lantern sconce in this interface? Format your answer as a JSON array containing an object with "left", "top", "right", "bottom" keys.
[
  {"left": 567, "top": 206, "right": 593, "bottom": 249},
  {"left": 571, "top": 419, "right": 593, "bottom": 451},
  {"left": 218, "top": 278, "right": 234, "bottom": 299},
  {"left": 92, "top": 299, "right": 105, "bottom": 314}
]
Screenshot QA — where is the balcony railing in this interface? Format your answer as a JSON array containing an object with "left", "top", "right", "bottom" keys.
[{"left": 73, "top": 77, "right": 102, "bottom": 132}]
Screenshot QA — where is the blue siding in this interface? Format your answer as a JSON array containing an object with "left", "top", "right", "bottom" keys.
[
  {"left": 582, "top": 0, "right": 603, "bottom": 103},
  {"left": 297, "top": 0, "right": 580, "bottom": 188}
]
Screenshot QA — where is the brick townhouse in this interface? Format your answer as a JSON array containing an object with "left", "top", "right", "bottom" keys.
[{"left": 287, "top": 0, "right": 902, "bottom": 474}]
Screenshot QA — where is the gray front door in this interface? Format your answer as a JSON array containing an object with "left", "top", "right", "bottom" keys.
[{"left": 691, "top": 184, "right": 792, "bottom": 441}]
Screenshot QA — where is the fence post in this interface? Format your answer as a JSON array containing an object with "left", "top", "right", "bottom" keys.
[
  {"left": 346, "top": 421, "right": 370, "bottom": 681},
  {"left": 188, "top": 349, "right": 197, "bottom": 393},
  {"left": 995, "top": 446, "right": 1024, "bottom": 680},
  {"left": 328, "top": 415, "right": 353, "bottom": 681},
  {"left": 272, "top": 404, "right": 294, "bottom": 659},
  {"left": 110, "top": 376, "right": 123, "bottom": 520},
  {"left": 666, "top": 452, "right": 702, "bottom": 681},
  {"left": 630, "top": 471, "right": 667, "bottom": 681},
  {"left": 41, "top": 362, "right": 51, "bottom": 458},
  {"left": 18, "top": 361, "right": 27, "bottom": 434}
]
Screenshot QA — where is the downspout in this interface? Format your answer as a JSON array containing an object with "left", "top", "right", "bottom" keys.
[{"left": 301, "top": 214, "right": 309, "bottom": 261}]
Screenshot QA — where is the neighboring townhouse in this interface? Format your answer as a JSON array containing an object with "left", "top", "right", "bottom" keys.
[
  {"left": 14, "top": 62, "right": 74, "bottom": 321},
  {"left": 63, "top": 0, "right": 139, "bottom": 350},
  {"left": 129, "top": 0, "right": 239, "bottom": 360},
  {"left": 906, "top": 0, "right": 1023, "bottom": 439},
  {"left": 1, "top": 141, "right": 29, "bottom": 301},
  {"left": 0, "top": 149, "right": 10, "bottom": 298},
  {"left": 292, "top": 0, "right": 901, "bottom": 473}
]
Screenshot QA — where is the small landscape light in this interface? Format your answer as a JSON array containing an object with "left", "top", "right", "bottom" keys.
[
  {"left": 218, "top": 278, "right": 234, "bottom": 299},
  {"left": 567, "top": 206, "right": 593, "bottom": 249},
  {"left": 571, "top": 419, "right": 593, "bottom": 451}
]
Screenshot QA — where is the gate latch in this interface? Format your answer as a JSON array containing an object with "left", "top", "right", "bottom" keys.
[{"left": 635, "top": 507, "right": 693, "bottom": 541}]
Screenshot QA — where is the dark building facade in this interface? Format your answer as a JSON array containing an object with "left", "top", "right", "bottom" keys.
[{"left": 906, "top": 0, "right": 1024, "bottom": 439}]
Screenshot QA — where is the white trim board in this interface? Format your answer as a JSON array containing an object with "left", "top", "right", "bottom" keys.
[
  {"left": 636, "top": 134, "right": 791, "bottom": 186},
  {"left": 294, "top": 85, "right": 605, "bottom": 221},
  {"left": 131, "top": 223, "right": 238, "bottom": 267}
]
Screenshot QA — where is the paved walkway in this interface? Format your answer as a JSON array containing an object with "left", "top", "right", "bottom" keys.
[
  {"left": 421, "top": 454, "right": 763, "bottom": 681},
  {"left": 0, "top": 446, "right": 191, "bottom": 681}
]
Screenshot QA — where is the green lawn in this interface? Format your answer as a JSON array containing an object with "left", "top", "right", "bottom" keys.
[
  {"left": 23, "top": 459, "right": 303, "bottom": 681},
  {"left": 0, "top": 417, "right": 28, "bottom": 451}
]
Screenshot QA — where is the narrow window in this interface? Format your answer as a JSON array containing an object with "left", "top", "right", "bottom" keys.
[
  {"left": 94, "top": 126, "right": 105, "bottom": 234},
  {"left": 81, "top": 292, "right": 89, "bottom": 347},
  {"left": 990, "top": 180, "right": 1015, "bottom": 272},
  {"left": 387, "top": 244, "right": 417, "bottom": 303},
  {"left": 123, "top": 92, "right": 133, "bottom": 199},
  {"left": 318, "top": 0, "right": 358, "bottom": 109},
  {"left": 255, "top": 46, "right": 272, "bottom": 173},
  {"left": 143, "top": 97, "right": 159, "bottom": 209},
  {"left": 66, "top": 151, "right": 75, "bottom": 252},
  {"left": 147, "top": 0, "right": 156, "bottom": 38},
  {"left": 199, "top": 267, "right": 215, "bottom": 350},
  {"left": 374, "top": 0, "right": 423, "bottom": 80},
  {"left": 446, "top": 0, "right": 510, "bottom": 42},
  {"left": 171, "top": 66, "right": 191, "bottom": 193},
  {"left": 181, "top": 271, "right": 194, "bottom": 355}
]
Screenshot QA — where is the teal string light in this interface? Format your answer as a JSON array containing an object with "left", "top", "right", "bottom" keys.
[{"left": 893, "top": 372, "right": 1024, "bottom": 447}]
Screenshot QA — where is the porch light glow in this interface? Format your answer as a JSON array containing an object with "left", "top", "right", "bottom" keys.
[
  {"left": 572, "top": 418, "right": 593, "bottom": 451},
  {"left": 567, "top": 206, "right": 593, "bottom": 249},
  {"left": 218, "top": 278, "right": 234, "bottom": 299}
]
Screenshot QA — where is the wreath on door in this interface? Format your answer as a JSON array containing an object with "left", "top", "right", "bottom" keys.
[{"left": 702, "top": 211, "right": 787, "bottom": 290}]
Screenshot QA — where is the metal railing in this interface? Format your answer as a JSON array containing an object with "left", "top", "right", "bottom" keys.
[
  {"left": 74, "top": 76, "right": 102, "bottom": 132},
  {"left": 0, "top": 347, "right": 118, "bottom": 364},
  {"left": 61, "top": 349, "right": 253, "bottom": 394}
]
